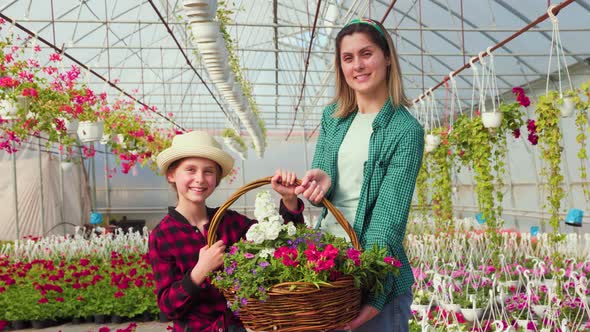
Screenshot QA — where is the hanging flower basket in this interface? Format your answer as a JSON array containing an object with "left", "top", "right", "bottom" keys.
[
  {"left": 0, "top": 96, "right": 29, "bottom": 120},
  {"left": 60, "top": 161, "right": 75, "bottom": 171},
  {"left": 0, "top": 99, "right": 17, "bottom": 120},
  {"left": 62, "top": 118, "right": 79, "bottom": 135},
  {"left": 460, "top": 308, "right": 484, "bottom": 322},
  {"left": 191, "top": 21, "right": 220, "bottom": 43},
  {"left": 481, "top": 112, "right": 503, "bottom": 128},
  {"left": 77, "top": 121, "right": 105, "bottom": 143},
  {"left": 425, "top": 134, "right": 441, "bottom": 147},
  {"left": 558, "top": 96, "right": 575, "bottom": 117},
  {"left": 209, "top": 177, "right": 401, "bottom": 331}
]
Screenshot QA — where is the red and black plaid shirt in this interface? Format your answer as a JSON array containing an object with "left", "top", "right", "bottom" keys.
[{"left": 149, "top": 199, "right": 304, "bottom": 332}]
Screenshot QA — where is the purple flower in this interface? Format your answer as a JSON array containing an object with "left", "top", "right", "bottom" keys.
[
  {"left": 240, "top": 297, "right": 248, "bottom": 306},
  {"left": 229, "top": 246, "right": 238, "bottom": 255},
  {"left": 259, "top": 261, "right": 270, "bottom": 268}
]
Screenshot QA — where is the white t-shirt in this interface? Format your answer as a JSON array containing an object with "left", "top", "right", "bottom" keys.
[{"left": 319, "top": 111, "right": 378, "bottom": 240}]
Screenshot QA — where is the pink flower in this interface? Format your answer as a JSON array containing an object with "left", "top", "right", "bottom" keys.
[
  {"left": 384, "top": 256, "right": 402, "bottom": 268},
  {"left": 346, "top": 248, "right": 361, "bottom": 266},
  {"left": 244, "top": 253, "right": 255, "bottom": 259},
  {"left": 0, "top": 76, "right": 18, "bottom": 88},
  {"left": 49, "top": 52, "right": 62, "bottom": 62},
  {"left": 38, "top": 297, "right": 48, "bottom": 304},
  {"left": 114, "top": 290, "right": 125, "bottom": 298}
]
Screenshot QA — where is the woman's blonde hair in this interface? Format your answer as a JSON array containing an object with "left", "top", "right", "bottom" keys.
[{"left": 332, "top": 19, "right": 410, "bottom": 118}]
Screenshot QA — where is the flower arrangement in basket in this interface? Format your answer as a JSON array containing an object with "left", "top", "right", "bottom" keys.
[{"left": 209, "top": 177, "right": 401, "bottom": 332}]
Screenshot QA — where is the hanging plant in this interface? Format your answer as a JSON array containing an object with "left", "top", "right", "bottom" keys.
[
  {"left": 221, "top": 127, "right": 247, "bottom": 160},
  {"left": 579, "top": 81, "right": 590, "bottom": 201},
  {"left": 216, "top": 2, "right": 266, "bottom": 153},
  {"left": 429, "top": 127, "right": 453, "bottom": 226},
  {"left": 451, "top": 114, "right": 498, "bottom": 229},
  {"left": 535, "top": 91, "right": 565, "bottom": 239}
]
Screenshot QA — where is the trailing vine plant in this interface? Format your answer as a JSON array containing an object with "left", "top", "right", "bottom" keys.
[
  {"left": 429, "top": 127, "right": 453, "bottom": 227},
  {"left": 577, "top": 81, "right": 590, "bottom": 202},
  {"left": 535, "top": 90, "right": 565, "bottom": 240},
  {"left": 452, "top": 114, "right": 497, "bottom": 229},
  {"left": 216, "top": 2, "right": 267, "bottom": 147}
]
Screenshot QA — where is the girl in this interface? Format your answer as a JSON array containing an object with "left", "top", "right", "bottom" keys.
[{"left": 149, "top": 130, "right": 304, "bottom": 332}]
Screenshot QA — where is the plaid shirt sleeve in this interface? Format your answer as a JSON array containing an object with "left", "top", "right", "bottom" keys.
[
  {"left": 148, "top": 223, "right": 206, "bottom": 321},
  {"left": 364, "top": 123, "right": 424, "bottom": 310}
]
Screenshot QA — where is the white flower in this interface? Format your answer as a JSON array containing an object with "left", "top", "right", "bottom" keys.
[
  {"left": 263, "top": 221, "right": 282, "bottom": 241},
  {"left": 283, "top": 222, "right": 296, "bottom": 236},
  {"left": 245, "top": 223, "right": 266, "bottom": 244},
  {"left": 254, "top": 205, "right": 276, "bottom": 222},
  {"left": 254, "top": 190, "right": 281, "bottom": 222},
  {"left": 258, "top": 248, "right": 275, "bottom": 259}
]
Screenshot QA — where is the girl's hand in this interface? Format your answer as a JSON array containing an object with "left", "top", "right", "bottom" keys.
[
  {"left": 271, "top": 169, "right": 299, "bottom": 211},
  {"left": 294, "top": 169, "right": 331, "bottom": 204},
  {"left": 190, "top": 240, "right": 226, "bottom": 285}
]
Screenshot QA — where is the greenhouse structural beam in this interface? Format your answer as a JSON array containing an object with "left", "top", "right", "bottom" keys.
[
  {"left": 285, "top": 0, "right": 323, "bottom": 139},
  {"left": 14, "top": 19, "right": 590, "bottom": 33},
  {"left": 414, "top": 0, "right": 576, "bottom": 103}
]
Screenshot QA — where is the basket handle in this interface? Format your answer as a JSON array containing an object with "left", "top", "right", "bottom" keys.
[{"left": 207, "top": 176, "right": 361, "bottom": 250}]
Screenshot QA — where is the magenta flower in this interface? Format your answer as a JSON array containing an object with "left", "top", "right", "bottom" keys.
[{"left": 384, "top": 256, "right": 402, "bottom": 268}]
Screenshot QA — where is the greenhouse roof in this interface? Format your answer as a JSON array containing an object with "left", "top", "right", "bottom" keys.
[{"left": 1, "top": 0, "right": 589, "bottom": 140}]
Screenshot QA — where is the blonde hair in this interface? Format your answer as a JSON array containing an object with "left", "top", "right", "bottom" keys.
[{"left": 332, "top": 19, "right": 410, "bottom": 118}]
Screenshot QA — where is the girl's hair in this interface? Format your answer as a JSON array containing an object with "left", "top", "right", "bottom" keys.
[
  {"left": 332, "top": 19, "right": 410, "bottom": 118},
  {"left": 166, "top": 158, "right": 223, "bottom": 193}
]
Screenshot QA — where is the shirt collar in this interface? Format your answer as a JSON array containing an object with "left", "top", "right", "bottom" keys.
[
  {"left": 167, "top": 206, "right": 217, "bottom": 231},
  {"left": 372, "top": 98, "right": 396, "bottom": 130}
]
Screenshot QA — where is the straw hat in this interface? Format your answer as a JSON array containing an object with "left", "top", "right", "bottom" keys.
[{"left": 156, "top": 131, "right": 234, "bottom": 177}]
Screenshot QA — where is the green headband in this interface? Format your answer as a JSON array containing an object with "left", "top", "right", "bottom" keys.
[{"left": 343, "top": 18, "right": 386, "bottom": 38}]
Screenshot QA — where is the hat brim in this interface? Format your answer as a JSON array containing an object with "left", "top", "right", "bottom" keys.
[{"left": 156, "top": 145, "right": 234, "bottom": 178}]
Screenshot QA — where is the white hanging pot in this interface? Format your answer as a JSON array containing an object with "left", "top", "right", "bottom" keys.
[
  {"left": 61, "top": 162, "right": 75, "bottom": 171},
  {"left": 62, "top": 118, "right": 79, "bottom": 135},
  {"left": 531, "top": 305, "right": 549, "bottom": 319},
  {"left": 425, "top": 143, "right": 436, "bottom": 153},
  {"left": 183, "top": 0, "right": 217, "bottom": 18},
  {"left": 190, "top": 21, "right": 220, "bottom": 43},
  {"left": 481, "top": 112, "right": 503, "bottom": 128},
  {"left": 209, "top": 70, "right": 229, "bottom": 82},
  {"left": 559, "top": 96, "right": 575, "bottom": 117},
  {"left": 77, "top": 121, "right": 104, "bottom": 143},
  {"left": 0, "top": 99, "right": 17, "bottom": 119},
  {"left": 460, "top": 308, "right": 484, "bottom": 322},
  {"left": 425, "top": 134, "right": 440, "bottom": 147}
]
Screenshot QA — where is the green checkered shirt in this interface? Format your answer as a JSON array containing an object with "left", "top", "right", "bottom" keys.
[{"left": 311, "top": 98, "right": 424, "bottom": 310}]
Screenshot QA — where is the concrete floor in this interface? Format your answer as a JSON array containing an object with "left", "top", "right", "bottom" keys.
[{"left": 9, "top": 321, "right": 171, "bottom": 332}]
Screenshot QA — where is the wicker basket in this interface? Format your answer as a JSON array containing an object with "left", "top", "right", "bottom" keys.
[{"left": 208, "top": 176, "right": 362, "bottom": 332}]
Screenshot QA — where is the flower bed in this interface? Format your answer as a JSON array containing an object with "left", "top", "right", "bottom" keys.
[{"left": 0, "top": 229, "right": 158, "bottom": 327}]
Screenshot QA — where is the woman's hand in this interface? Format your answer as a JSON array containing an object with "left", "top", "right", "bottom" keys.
[
  {"left": 190, "top": 240, "right": 226, "bottom": 285},
  {"left": 271, "top": 169, "right": 299, "bottom": 211},
  {"left": 294, "top": 169, "right": 331, "bottom": 204},
  {"left": 332, "top": 304, "right": 380, "bottom": 330}
]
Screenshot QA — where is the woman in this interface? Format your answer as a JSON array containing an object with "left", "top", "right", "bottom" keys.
[{"left": 295, "top": 19, "right": 424, "bottom": 331}]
